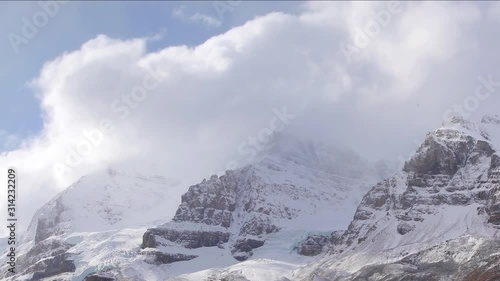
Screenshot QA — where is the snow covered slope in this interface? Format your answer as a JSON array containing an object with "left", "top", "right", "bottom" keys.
[
  {"left": 7, "top": 115, "right": 500, "bottom": 281},
  {"left": 0, "top": 169, "right": 180, "bottom": 281},
  {"left": 172, "top": 115, "right": 500, "bottom": 281},
  {"left": 143, "top": 136, "right": 378, "bottom": 261},
  {"left": 27, "top": 168, "right": 182, "bottom": 242},
  {"left": 2, "top": 136, "right": 390, "bottom": 281},
  {"left": 134, "top": 137, "right": 388, "bottom": 280},
  {"left": 291, "top": 115, "right": 500, "bottom": 281}
]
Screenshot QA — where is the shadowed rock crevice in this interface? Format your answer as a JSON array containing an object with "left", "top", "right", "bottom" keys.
[
  {"left": 84, "top": 273, "right": 116, "bottom": 281},
  {"left": 142, "top": 251, "right": 198, "bottom": 265},
  {"left": 142, "top": 228, "right": 230, "bottom": 249},
  {"left": 30, "top": 253, "right": 76, "bottom": 280}
]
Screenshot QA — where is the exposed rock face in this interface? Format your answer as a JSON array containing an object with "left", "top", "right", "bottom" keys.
[
  {"left": 0, "top": 170, "right": 180, "bottom": 281},
  {"left": 337, "top": 127, "right": 500, "bottom": 251},
  {"left": 34, "top": 198, "right": 67, "bottom": 244},
  {"left": 231, "top": 238, "right": 266, "bottom": 261},
  {"left": 1, "top": 138, "right": 392, "bottom": 280},
  {"left": 0, "top": 236, "right": 76, "bottom": 280},
  {"left": 143, "top": 138, "right": 384, "bottom": 262},
  {"left": 142, "top": 228, "right": 230, "bottom": 249},
  {"left": 173, "top": 174, "right": 236, "bottom": 228},
  {"left": 142, "top": 168, "right": 266, "bottom": 261},
  {"left": 141, "top": 167, "right": 284, "bottom": 261},
  {"left": 2, "top": 199, "right": 78, "bottom": 281},
  {"left": 402, "top": 131, "right": 475, "bottom": 176},
  {"left": 463, "top": 255, "right": 500, "bottom": 281},
  {"left": 295, "top": 231, "right": 345, "bottom": 257},
  {"left": 396, "top": 222, "right": 415, "bottom": 235},
  {"left": 294, "top": 116, "right": 500, "bottom": 281},
  {"left": 30, "top": 253, "right": 76, "bottom": 280},
  {"left": 84, "top": 274, "right": 115, "bottom": 281},
  {"left": 142, "top": 251, "right": 198, "bottom": 265},
  {"left": 298, "top": 236, "right": 500, "bottom": 281},
  {"left": 296, "top": 235, "right": 331, "bottom": 256},
  {"left": 17, "top": 239, "right": 72, "bottom": 274}
]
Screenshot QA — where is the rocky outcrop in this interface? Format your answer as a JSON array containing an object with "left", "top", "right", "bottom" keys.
[
  {"left": 296, "top": 231, "right": 345, "bottom": 257},
  {"left": 0, "top": 238, "right": 76, "bottom": 280},
  {"left": 0, "top": 170, "right": 181, "bottom": 281},
  {"left": 34, "top": 197, "right": 66, "bottom": 244},
  {"left": 142, "top": 169, "right": 276, "bottom": 261},
  {"left": 84, "top": 274, "right": 115, "bottom": 281},
  {"left": 402, "top": 127, "right": 490, "bottom": 176},
  {"left": 296, "top": 235, "right": 331, "bottom": 256},
  {"left": 295, "top": 117, "right": 500, "bottom": 280},
  {"left": 172, "top": 174, "right": 236, "bottom": 228},
  {"left": 304, "top": 236, "right": 500, "bottom": 281},
  {"left": 30, "top": 253, "right": 76, "bottom": 280},
  {"left": 143, "top": 138, "right": 384, "bottom": 263},
  {"left": 142, "top": 251, "right": 198, "bottom": 265},
  {"left": 231, "top": 238, "right": 265, "bottom": 261},
  {"left": 142, "top": 228, "right": 230, "bottom": 249},
  {"left": 338, "top": 125, "right": 500, "bottom": 250},
  {"left": 17, "top": 238, "right": 73, "bottom": 274},
  {"left": 1, "top": 138, "right": 391, "bottom": 280}
]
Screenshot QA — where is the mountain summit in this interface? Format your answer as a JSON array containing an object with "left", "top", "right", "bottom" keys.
[
  {"left": 1, "top": 138, "right": 389, "bottom": 281},
  {"left": 7, "top": 116, "right": 499, "bottom": 281},
  {"left": 0, "top": 169, "right": 179, "bottom": 281},
  {"left": 292, "top": 115, "right": 500, "bottom": 280},
  {"left": 139, "top": 137, "right": 385, "bottom": 276}
]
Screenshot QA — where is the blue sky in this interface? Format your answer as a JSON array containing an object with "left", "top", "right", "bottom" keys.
[{"left": 0, "top": 1, "right": 301, "bottom": 150}]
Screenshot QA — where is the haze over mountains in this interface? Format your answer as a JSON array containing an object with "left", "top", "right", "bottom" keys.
[
  {"left": 3, "top": 2, "right": 500, "bottom": 242},
  {"left": 2, "top": 1, "right": 500, "bottom": 281},
  {"left": 0, "top": 135, "right": 391, "bottom": 280},
  {"left": 1, "top": 115, "right": 500, "bottom": 280}
]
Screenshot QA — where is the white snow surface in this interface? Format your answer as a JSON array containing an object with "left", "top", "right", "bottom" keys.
[
  {"left": 0, "top": 169, "right": 181, "bottom": 281},
  {"left": 1, "top": 138, "right": 391, "bottom": 281},
  {"left": 26, "top": 168, "right": 178, "bottom": 239},
  {"left": 289, "top": 116, "right": 500, "bottom": 280},
  {"left": 4, "top": 117, "right": 500, "bottom": 281}
]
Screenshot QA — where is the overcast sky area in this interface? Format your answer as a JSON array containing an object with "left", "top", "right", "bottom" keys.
[{"left": 1, "top": 1, "right": 500, "bottom": 237}]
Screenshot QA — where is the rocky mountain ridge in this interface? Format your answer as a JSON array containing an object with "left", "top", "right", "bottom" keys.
[
  {"left": 1, "top": 137, "right": 387, "bottom": 281},
  {"left": 4, "top": 115, "right": 500, "bottom": 281},
  {"left": 290, "top": 115, "right": 500, "bottom": 281},
  {"left": 141, "top": 138, "right": 384, "bottom": 264},
  {"left": 0, "top": 169, "right": 181, "bottom": 281}
]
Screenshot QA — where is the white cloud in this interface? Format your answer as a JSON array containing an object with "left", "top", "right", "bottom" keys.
[
  {"left": 1, "top": 2, "right": 497, "bottom": 237},
  {"left": 172, "top": 5, "right": 222, "bottom": 27},
  {"left": 488, "top": 2, "right": 500, "bottom": 23},
  {"left": 304, "top": 1, "right": 481, "bottom": 97}
]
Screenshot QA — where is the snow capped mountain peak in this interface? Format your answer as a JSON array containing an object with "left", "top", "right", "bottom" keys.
[
  {"left": 2, "top": 137, "right": 393, "bottom": 281},
  {"left": 441, "top": 115, "right": 500, "bottom": 146},
  {"left": 131, "top": 137, "right": 393, "bottom": 279},
  {"left": 1, "top": 168, "right": 187, "bottom": 281},
  {"left": 265, "top": 135, "right": 374, "bottom": 180},
  {"left": 10, "top": 116, "right": 500, "bottom": 281},
  {"left": 292, "top": 117, "right": 500, "bottom": 280},
  {"left": 23, "top": 169, "right": 178, "bottom": 244},
  {"left": 481, "top": 114, "right": 500, "bottom": 125}
]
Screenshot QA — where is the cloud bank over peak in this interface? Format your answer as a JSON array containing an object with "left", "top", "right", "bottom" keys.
[{"left": 2, "top": 1, "right": 500, "bottom": 237}]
